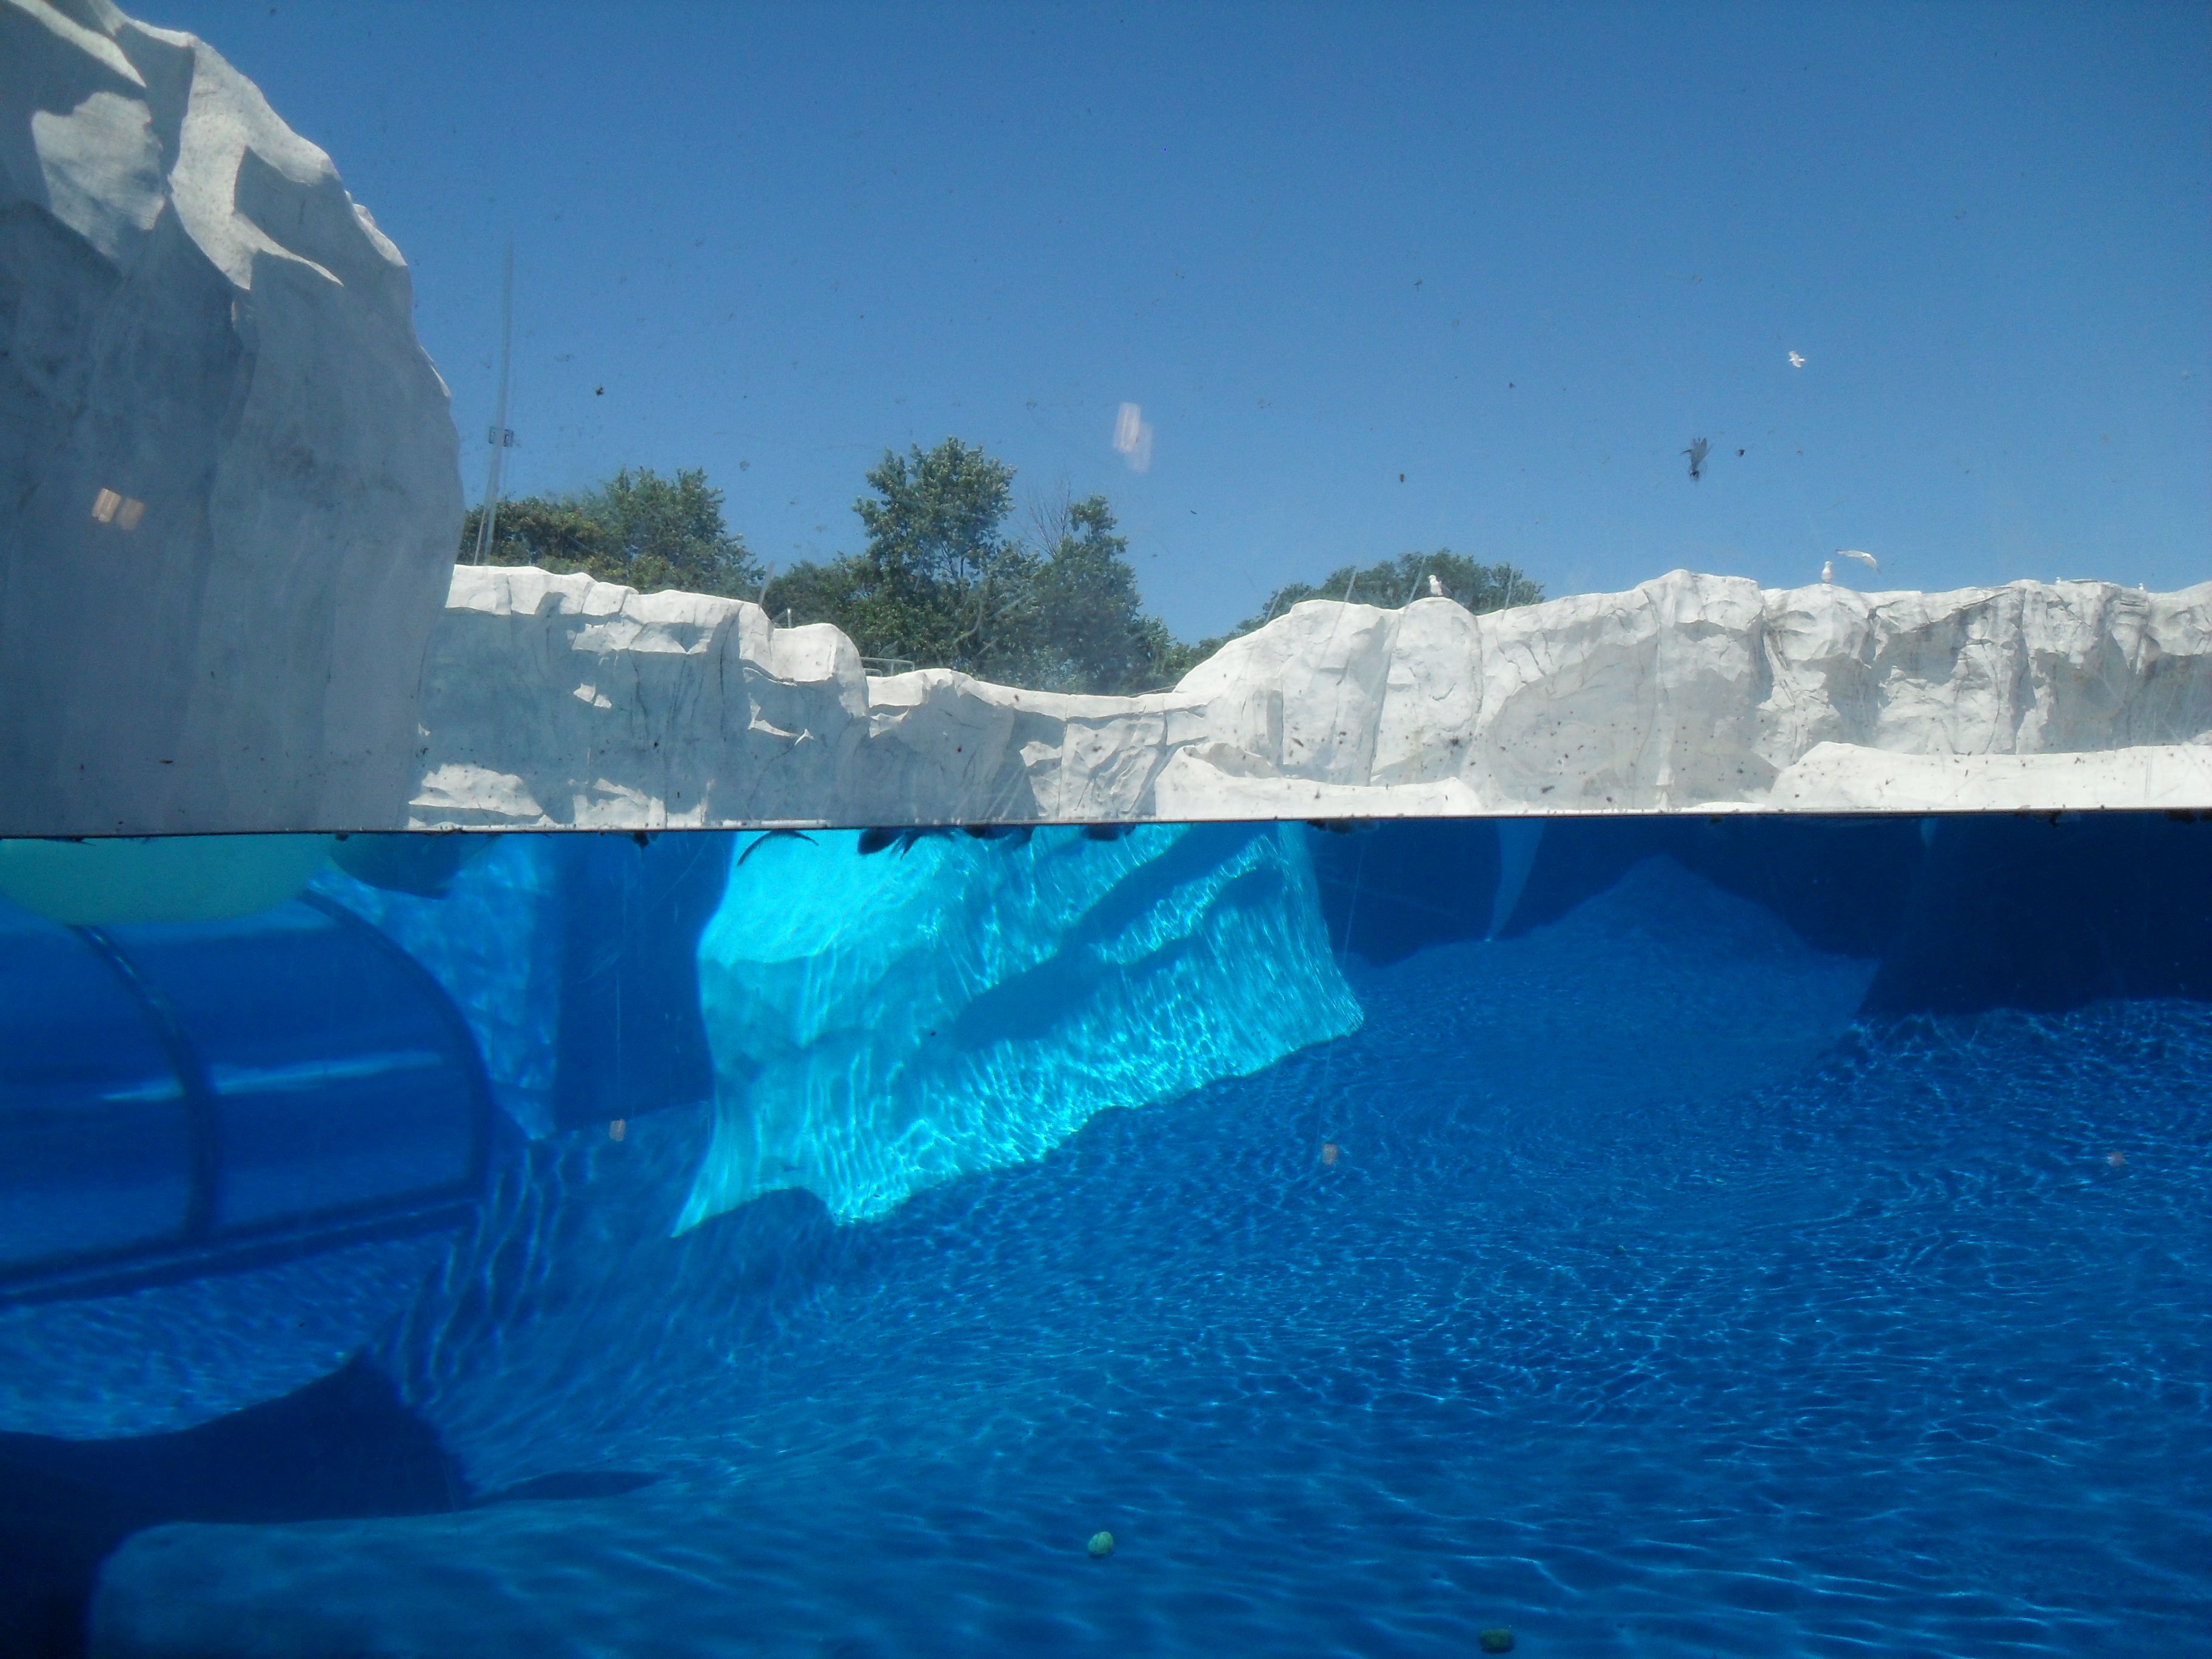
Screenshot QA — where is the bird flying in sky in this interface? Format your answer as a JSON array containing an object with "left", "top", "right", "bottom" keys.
[
  {"left": 1789, "top": 352, "right": 1806, "bottom": 368},
  {"left": 1683, "top": 437, "right": 1710, "bottom": 481}
]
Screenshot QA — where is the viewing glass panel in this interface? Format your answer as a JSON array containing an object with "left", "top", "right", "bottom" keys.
[{"left": 0, "top": 2, "right": 2206, "bottom": 1655}]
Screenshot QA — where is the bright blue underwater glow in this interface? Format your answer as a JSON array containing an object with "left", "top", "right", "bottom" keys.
[
  {"left": 682, "top": 822, "right": 1360, "bottom": 1228},
  {"left": 62, "top": 848, "right": 2208, "bottom": 1656}
]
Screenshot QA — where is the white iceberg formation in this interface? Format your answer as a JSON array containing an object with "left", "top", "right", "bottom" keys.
[
  {"left": 677, "top": 822, "right": 1359, "bottom": 1228},
  {"left": 5, "top": 8, "right": 2202, "bottom": 834},
  {"left": 414, "top": 568, "right": 2212, "bottom": 827},
  {"left": 0, "top": 0, "right": 460, "bottom": 837}
]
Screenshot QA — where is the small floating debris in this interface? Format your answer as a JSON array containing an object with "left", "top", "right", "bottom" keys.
[
  {"left": 608, "top": 1119, "right": 626, "bottom": 1142},
  {"left": 1086, "top": 1530, "right": 1115, "bottom": 1558},
  {"left": 1479, "top": 1630, "right": 1515, "bottom": 1654},
  {"left": 1319, "top": 1142, "right": 1341, "bottom": 1167}
]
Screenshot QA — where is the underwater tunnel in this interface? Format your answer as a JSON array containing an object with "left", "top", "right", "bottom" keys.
[{"left": 0, "top": 894, "right": 495, "bottom": 1304}]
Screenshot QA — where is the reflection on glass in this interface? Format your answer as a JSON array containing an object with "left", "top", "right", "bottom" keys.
[
  {"left": 89, "top": 489, "right": 145, "bottom": 529},
  {"left": 1112, "top": 401, "right": 1155, "bottom": 474}
]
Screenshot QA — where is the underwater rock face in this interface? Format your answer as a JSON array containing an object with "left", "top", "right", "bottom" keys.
[
  {"left": 679, "top": 823, "right": 1361, "bottom": 1227},
  {"left": 411, "top": 571, "right": 2212, "bottom": 828},
  {"left": 315, "top": 831, "right": 731, "bottom": 1138},
  {"left": 313, "top": 839, "right": 567, "bottom": 1135},
  {"left": 0, "top": 0, "right": 460, "bottom": 836}
]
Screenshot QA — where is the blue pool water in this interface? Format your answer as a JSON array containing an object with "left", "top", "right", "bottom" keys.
[{"left": 2, "top": 823, "right": 2208, "bottom": 1657}]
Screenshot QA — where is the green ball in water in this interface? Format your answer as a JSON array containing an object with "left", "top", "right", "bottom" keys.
[
  {"left": 1478, "top": 1630, "right": 1515, "bottom": 1654},
  {"left": 1086, "top": 1531, "right": 1115, "bottom": 1559}
]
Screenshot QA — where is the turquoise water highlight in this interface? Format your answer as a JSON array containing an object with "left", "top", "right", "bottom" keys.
[
  {"left": 0, "top": 819, "right": 2206, "bottom": 1656},
  {"left": 686, "top": 822, "right": 1358, "bottom": 1227}
]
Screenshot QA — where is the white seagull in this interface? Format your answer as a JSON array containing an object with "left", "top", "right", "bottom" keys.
[
  {"left": 1835, "top": 549, "right": 1879, "bottom": 574},
  {"left": 1428, "top": 573, "right": 1446, "bottom": 598},
  {"left": 1820, "top": 560, "right": 1833, "bottom": 585}
]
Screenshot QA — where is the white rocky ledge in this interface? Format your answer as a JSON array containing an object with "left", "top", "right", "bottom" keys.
[{"left": 409, "top": 566, "right": 2212, "bottom": 826}]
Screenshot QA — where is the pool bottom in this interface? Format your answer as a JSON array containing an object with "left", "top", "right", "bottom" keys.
[
  {"left": 0, "top": 1355, "right": 458, "bottom": 1658},
  {"left": 55, "top": 855, "right": 2212, "bottom": 1657}
]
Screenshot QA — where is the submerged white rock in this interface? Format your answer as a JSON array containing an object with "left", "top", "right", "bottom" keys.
[
  {"left": 1, "top": 0, "right": 460, "bottom": 836},
  {"left": 679, "top": 822, "right": 1359, "bottom": 1229},
  {"left": 414, "top": 568, "right": 2212, "bottom": 826}
]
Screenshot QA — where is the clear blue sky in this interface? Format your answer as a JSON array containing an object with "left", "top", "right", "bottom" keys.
[{"left": 155, "top": 1, "right": 2206, "bottom": 637}]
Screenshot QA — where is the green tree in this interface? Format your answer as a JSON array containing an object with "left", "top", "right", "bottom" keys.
[
  {"left": 765, "top": 446, "right": 1200, "bottom": 692},
  {"left": 1224, "top": 551, "right": 1542, "bottom": 641},
  {"left": 765, "top": 438, "right": 1043, "bottom": 679},
  {"left": 1015, "top": 491, "right": 1196, "bottom": 694},
  {"left": 458, "top": 495, "right": 608, "bottom": 570},
  {"left": 459, "top": 466, "right": 763, "bottom": 598},
  {"left": 474, "top": 447, "right": 1547, "bottom": 698},
  {"left": 854, "top": 438, "right": 1018, "bottom": 591}
]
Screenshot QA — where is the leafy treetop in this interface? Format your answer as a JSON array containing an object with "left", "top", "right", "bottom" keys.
[
  {"left": 459, "top": 466, "right": 763, "bottom": 599},
  {"left": 765, "top": 439, "right": 1195, "bottom": 694},
  {"left": 459, "top": 443, "right": 1543, "bottom": 698}
]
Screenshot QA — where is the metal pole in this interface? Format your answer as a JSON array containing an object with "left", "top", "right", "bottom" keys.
[{"left": 472, "top": 241, "right": 515, "bottom": 565}]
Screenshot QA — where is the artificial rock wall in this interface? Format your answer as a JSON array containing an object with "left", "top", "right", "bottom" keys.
[
  {"left": 5, "top": 4, "right": 2204, "bottom": 837},
  {"left": 412, "top": 566, "right": 2212, "bottom": 827},
  {"left": 1, "top": 0, "right": 460, "bottom": 836}
]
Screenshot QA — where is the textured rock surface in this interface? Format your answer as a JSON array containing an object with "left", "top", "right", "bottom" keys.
[
  {"left": 1762, "top": 741, "right": 2212, "bottom": 814},
  {"left": 1, "top": 0, "right": 459, "bottom": 836},
  {"left": 415, "top": 567, "right": 867, "bottom": 828},
  {"left": 4, "top": 9, "right": 2197, "bottom": 834},
  {"left": 415, "top": 568, "right": 2212, "bottom": 826}
]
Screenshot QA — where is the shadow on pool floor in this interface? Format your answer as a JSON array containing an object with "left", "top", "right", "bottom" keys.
[{"left": 0, "top": 1354, "right": 655, "bottom": 1659}]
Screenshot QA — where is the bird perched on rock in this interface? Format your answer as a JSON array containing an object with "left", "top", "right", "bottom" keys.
[
  {"left": 1822, "top": 549, "right": 1879, "bottom": 587},
  {"left": 1428, "top": 573, "right": 1446, "bottom": 598},
  {"left": 1683, "top": 437, "right": 1710, "bottom": 481}
]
